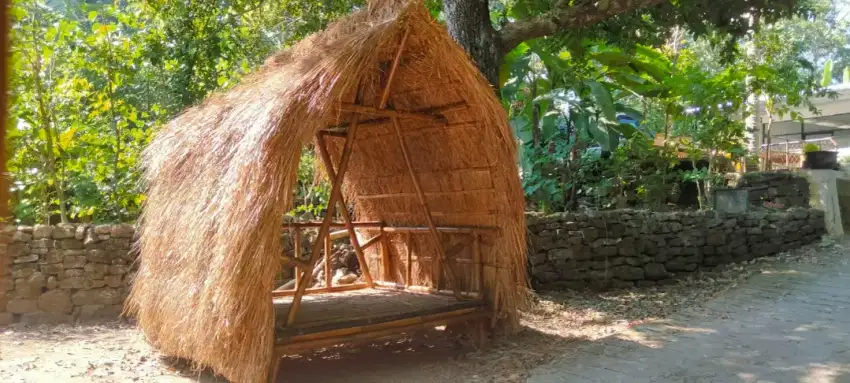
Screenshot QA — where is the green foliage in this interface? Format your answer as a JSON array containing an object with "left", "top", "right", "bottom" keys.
[
  {"left": 804, "top": 143, "right": 822, "bottom": 153},
  {"left": 8, "top": 0, "right": 357, "bottom": 224}
]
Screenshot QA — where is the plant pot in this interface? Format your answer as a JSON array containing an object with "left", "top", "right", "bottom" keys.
[{"left": 803, "top": 151, "right": 839, "bottom": 170}]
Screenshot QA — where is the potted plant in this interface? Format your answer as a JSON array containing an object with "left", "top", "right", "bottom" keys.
[{"left": 802, "top": 143, "right": 839, "bottom": 170}]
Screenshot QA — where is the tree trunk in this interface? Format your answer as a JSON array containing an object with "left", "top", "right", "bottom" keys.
[{"left": 442, "top": 0, "right": 501, "bottom": 88}]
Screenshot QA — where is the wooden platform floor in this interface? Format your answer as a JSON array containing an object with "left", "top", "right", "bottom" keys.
[{"left": 273, "top": 288, "right": 483, "bottom": 340}]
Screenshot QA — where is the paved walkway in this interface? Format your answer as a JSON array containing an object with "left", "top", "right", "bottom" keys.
[{"left": 529, "top": 249, "right": 850, "bottom": 383}]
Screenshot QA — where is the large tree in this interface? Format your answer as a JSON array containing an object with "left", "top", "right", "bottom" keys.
[{"left": 441, "top": 0, "right": 816, "bottom": 87}]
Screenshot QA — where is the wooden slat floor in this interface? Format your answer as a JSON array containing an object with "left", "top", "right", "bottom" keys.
[{"left": 273, "top": 288, "right": 483, "bottom": 340}]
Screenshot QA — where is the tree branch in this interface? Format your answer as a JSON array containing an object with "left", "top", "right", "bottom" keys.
[{"left": 500, "top": 0, "right": 668, "bottom": 53}]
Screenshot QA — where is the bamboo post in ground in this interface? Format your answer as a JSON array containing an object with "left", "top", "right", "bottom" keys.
[
  {"left": 405, "top": 233, "right": 412, "bottom": 287},
  {"left": 380, "top": 230, "right": 392, "bottom": 282},
  {"left": 473, "top": 233, "right": 483, "bottom": 296},
  {"left": 294, "top": 229, "right": 301, "bottom": 290},
  {"left": 315, "top": 133, "right": 374, "bottom": 287},
  {"left": 285, "top": 118, "right": 360, "bottom": 326},
  {"left": 324, "top": 233, "right": 332, "bottom": 288}
]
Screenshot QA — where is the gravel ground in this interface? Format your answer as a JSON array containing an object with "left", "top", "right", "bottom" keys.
[{"left": 1, "top": 238, "right": 844, "bottom": 383}]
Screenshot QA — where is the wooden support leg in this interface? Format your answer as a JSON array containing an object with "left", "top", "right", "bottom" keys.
[
  {"left": 315, "top": 133, "right": 374, "bottom": 287},
  {"left": 285, "top": 118, "right": 360, "bottom": 326}
]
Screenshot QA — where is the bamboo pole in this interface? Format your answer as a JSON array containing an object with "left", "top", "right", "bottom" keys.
[
  {"left": 473, "top": 233, "right": 483, "bottom": 295},
  {"left": 378, "top": 28, "right": 410, "bottom": 109},
  {"left": 380, "top": 232, "right": 392, "bottom": 282},
  {"left": 284, "top": 221, "right": 382, "bottom": 229},
  {"left": 324, "top": 233, "right": 332, "bottom": 288},
  {"left": 325, "top": 101, "right": 468, "bottom": 132},
  {"left": 391, "top": 117, "right": 464, "bottom": 300},
  {"left": 294, "top": 230, "right": 301, "bottom": 290},
  {"left": 315, "top": 134, "right": 374, "bottom": 287},
  {"left": 272, "top": 283, "right": 368, "bottom": 298},
  {"left": 359, "top": 234, "right": 382, "bottom": 250},
  {"left": 405, "top": 233, "right": 412, "bottom": 287},
  {"left": 285, "top": 119, "right": 360, "bottom": 326},
  {"left": 339, "top": 103, "right": 446, "bottom": 123}
]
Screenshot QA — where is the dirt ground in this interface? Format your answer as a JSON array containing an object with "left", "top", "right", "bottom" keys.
[{"left": 1, "top": 238, "right": 844, "bottom": 383}]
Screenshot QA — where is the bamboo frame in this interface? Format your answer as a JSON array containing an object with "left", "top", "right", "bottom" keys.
[
  {"left": 274, "top": 308, "right": 486, "bottom": 354},
  {"left": 405, "top": 233, "right": 412, "bottom": 287},
  {"left": 380, "top": 232, "right": 392, "bottom": 281},
  {"left": 280, "top": 255, "right": 309, "bottom": 270},
  {"left": 359, "top": 234, "right": 382, "bottom": 250},
  {"left": 373, "top": 281, "right": 481, "bottom": 299},
  {"left": 324, "top": 101, "right": 468, "bottom": 132},
  {"left": 474, "top": 233, "right": 483, "bottom": 295},
  {"left": 315, "top": 133, "right": 375, "bottom": 287},
  {"left": 294, "top": 230, "right": 301, "bottom": 290},
  {"left": 324, "top": 234, "right": 332, "bottom": 288},
  {"left": 271, "top": 283, "right": 368, "bottom": 298},
  {"left": 391, "top": 117, "right": 464, "bottom": 300},
  {"left": 285, "top": 117, "right": 361, "bottom": 326},
  {"left": 339, "top": 103, "right": 447, "bottom": 123}
]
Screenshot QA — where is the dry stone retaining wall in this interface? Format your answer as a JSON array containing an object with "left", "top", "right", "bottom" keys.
[
  {"left": 1, "top": 224, "right": 136, "bottom": 325},
  {"left": 731, "top": 172, "right": 810, "bottom": 208},
  {"left": 528, "top": 208, "right": 826, "bottom": 290}
]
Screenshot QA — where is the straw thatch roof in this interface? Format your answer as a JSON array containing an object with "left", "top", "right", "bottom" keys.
[{"left": 125, "top": 1, "right": 527, "bottom": 382}]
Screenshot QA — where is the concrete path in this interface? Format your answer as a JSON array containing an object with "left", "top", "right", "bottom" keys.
[{"left": 529, "top": 248, "right": 850, "bottom": 383}]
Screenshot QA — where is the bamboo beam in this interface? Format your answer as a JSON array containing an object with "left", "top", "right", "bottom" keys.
[
  {"left": 274, "top": 309, "right": 486, "bottom": 354},
  {"left": 280, "top": 255, "right": 309, "bottom": 271},
  {"left": 272, "top": 283, "right": 368, "bottom": 298},
  {"left": 372, "top": 281, "right": 481, "bottom": 299},
  {"left": 378, "top": 226, "right": 499, "bottom": 235},
  {"left": 339, "top": 103, "right": 447, "bottom": 124},
  {"left": 284, "top": 221, "right": 382, "bottom": 229},
  {"left": 357, "top": 188, "right": 496, "bottom": 201},
  {"left": 359, "top": 234, "right": 382, "bottom": 249},
  {"left": 391, "top": 117, "right": 465, "bottom": 300},
  {"left": 285, "top": 117, "right": 361, "bottom": 327},
  {"left": 315, "top": 134, "right": 375, "bottom": 287},
  {"left": 324, "top": 101, "right": 468, "bottom": 132}
]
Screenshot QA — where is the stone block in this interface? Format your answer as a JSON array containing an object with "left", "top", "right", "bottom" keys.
[
  {"left": 71, "top": 287, "right": 124, "bottom": 306},
  {"left": 84, "top": 263, "right": 109, "bottom": 279},
  {"left": 10, "top": 265, "right": 36, "bottom": 279},
  {"left": 548, "top": 248, "right": 573, "bottom": 261},
  {"left": 7, "top": 299, "right": 39, "bottom": 313},
  {"left": 52, "top": 225, "right": 75, "bottom": 239},
  {"left": 30, "top": 238, "right": 53, "bottom": 249},
  {"left": 636, "top": 280, "right": 657, "bottom": 288},
  {"left": 58, "top": 239, "right": 85, "bottom": 250},
  {"left": 13, "top": 254, "right": 38, "bottom": 264},
  {"left": 59, "top": 277, "right": 87, "bottom": 290},
  {"left": 32, "top": 225, "right": 53, "bottom": 239},
  {"left": 111, "top": 224, "right": 135, "bottom": 238},
  {"left": 12, "top": 231, "right": 32, "bottom": 242},
  {"left": 46, "top": 276, "right": 58, "bottom": 290},
  {"left": 558, "top": 269, "right": 583, "bottom": 281},
  {"left": 64, "top": 269, "right": 85, "bottom": 278},
  {"left": 94, "top": 225, "right": 112, "bottom": 235},
  {"left": 86, "top": 249, "right": 112, "bottom": 264},
  {"left": 611, "top": 265, "right": 644, "bottom": 281},
  {"left": 38, "top": 289, "right": 72, "bottom": 314},
  {"left": 75, "top": 225, "right": 88, "bottom": 240},
  {"left": 41, "top": 250, "right": 64, "bottom": 264},
  {"left": 64, "top": 255, "right": 87, "bottom": 269},
  {"left": 104, "top": 275, "right": 123, "bottom": 288},
  {"left": 39, "top": 264, "right": 64, "bottom": 275}
]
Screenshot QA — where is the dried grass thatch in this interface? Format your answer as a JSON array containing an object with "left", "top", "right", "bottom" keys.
[{"left": 125, "top": 1, "right": 526, "bottom": 382}]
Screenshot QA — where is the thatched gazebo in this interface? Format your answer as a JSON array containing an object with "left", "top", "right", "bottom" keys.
[{"left": 125, "top": 1, "right": 527, "bottom": 382}]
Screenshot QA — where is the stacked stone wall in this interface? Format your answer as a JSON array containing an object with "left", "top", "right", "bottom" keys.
[
  {"left": 1, "top": 224, "right": 136, "bottom": 325},
  {"left": 528, "top": 208, "right": 826, "bottom": 290}
]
